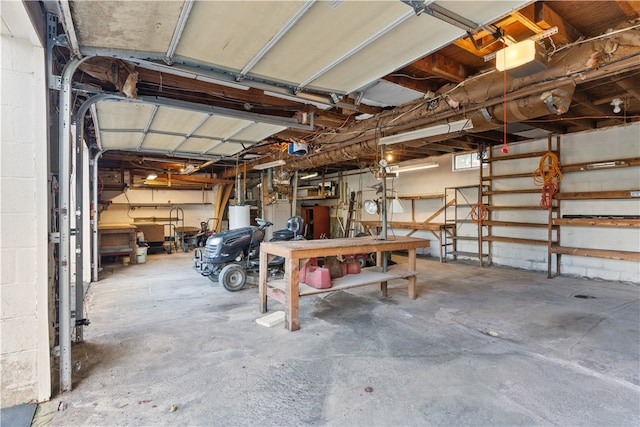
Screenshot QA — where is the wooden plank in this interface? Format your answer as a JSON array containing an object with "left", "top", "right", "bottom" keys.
[
  {"left": 484, "top": 236, "right": 550, "bottom": 245},
  {"left": 267, "top": 268, "right": 418, "bottom": 297},
  {"left": 552, "top": 218, "right": 640, "bottom": 227},
  {"left": 482, "top": 150, "right": 551, "bottom": 162},
  {"left": 359, "top": 221, "right": 450, "bottom": 231},
  {"left": 482, "top": 172, "right": 534, "bottom": 180},
  {"left": 484, "top": 189, "right": 540, "bottom": 195},
  {"left": 486, "top": 205, "right": 549, "bottom": 211},
  {"left": 518, "top": 3, "right": 582, "bottom": 44},
  {"left": 554, "top": 190, "right": 640, "bottom": 200},
  {"left": 550, "top": 246, "right": 640, "bottom": 262},
  {"left": 561, "top": 157, "right": 640, "bottom": 173},
  {"left": 397, "top": 193, "right": 445, "bottom": 200},
  {"left": 484, "top": 220, "right": 549, "bottom": 228}
]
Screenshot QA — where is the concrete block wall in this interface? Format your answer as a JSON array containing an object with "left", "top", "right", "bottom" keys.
[
  {"left": 99, "top": 188, "right": 218, "bottom": 234},
  {"left": 1, "top": 1, "right": 51, "bottom": 406},
  {"left": 341, "top": 123, "right": 639, "bottom": 282}
]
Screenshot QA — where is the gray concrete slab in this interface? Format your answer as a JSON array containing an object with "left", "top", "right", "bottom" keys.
[{"left": 34, "top": 252, "right": 639, "bottom": 426}]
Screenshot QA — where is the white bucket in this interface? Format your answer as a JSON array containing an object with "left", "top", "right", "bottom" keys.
[{"left": 136, "top": 246, "right": 148, "bottom": 264}]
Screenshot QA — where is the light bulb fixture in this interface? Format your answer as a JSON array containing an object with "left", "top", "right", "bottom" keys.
[
  {"left": 495, "top": 39, "right": 547, "bottom": 77},
  {"left": 253, "top": 159, "right": 286, "bottom": 170},
  {"left": 146, "top": 173, "right": 158, "bottom": 180},
  {"left": 380, "top": 119, "right": 473, "bottom": 145},
  {"left": 300, "top": 172, "right": 318, "bottom": 180},
  {"left": 610, "top": 98, "right": 623, "bottom": 114},
  {"left": 363, "top": 199, "right": 379, "bottom": 215},
  {"left": 391, "top": 160, "right": 439, "bottom": 174}
]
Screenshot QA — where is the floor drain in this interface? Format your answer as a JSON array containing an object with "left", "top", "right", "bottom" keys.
[{"left": 574, "top": 294, "right": 596, "bottom": 299}]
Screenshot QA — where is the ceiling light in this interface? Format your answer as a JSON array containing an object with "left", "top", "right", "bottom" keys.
[
  {"left": 380, "top": 119, "right": 473, "bottom": 145},
  {"left": 391, "top": 160, "right": 439, "bottom": 174},
  {"left": 610, "top": 98, "right": 623, "bottom": 114},
  {"left": 146, "top": 173, "right": 158, "bottom": 180},
  {"left": 300, "top": 172, "right": 318, "bottom": 180},
  {"left": 495, "top": 39, "right": 547, "bottom": 77},
  {"left": 181, "top": 164, "right": 196, "bottom": 175},
  {"left": 253, "top": 159, "right": 286, "bottom": 170}
]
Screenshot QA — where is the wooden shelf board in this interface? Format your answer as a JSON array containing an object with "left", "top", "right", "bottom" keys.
[
  {"left": 397, "top": 193, "right": 445, "bottom": 200},
  {"left": 267, "top": 267, "right": 417, "bottom": 297},
  {"left": 484, "top": 221, "right": 549, "bottom": 228},
  {"left": 486, "top": 205, "right": 553, "bottom": 211},
  {"left": 484, "top": 189, "right": 540, "bottom": 195},
  {"left": 553, "top": 218, "right": 640, "bottom": 227},
  {"left": 550, "top": 246, "right": 640, "bottom": 262},
  {"left": 483, "top": 150, "right": 552, "bottom": 162},
  {"left": 484, "top": 236, "right": 551, "bottom": 245},
  {"left": 554, "top": 190, "right": 640, "bottom": 200}
]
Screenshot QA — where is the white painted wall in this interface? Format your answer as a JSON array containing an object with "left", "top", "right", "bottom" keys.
[
  {"left": 339, "top": 123, "right": 640, "bottom": 283},
  {"left": 99, "top": 188, "right": 218, "bottom": 233},
  {"left": 0, "top": 1, "right": 51, "bottom": 405}
]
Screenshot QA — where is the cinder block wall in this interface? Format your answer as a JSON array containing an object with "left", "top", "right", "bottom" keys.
[
  {"left": 345, "top": 123, "right": 640, "bottom": 283},
  {"left": 1, "top": 2, "right": 51, "bottom": 406}
]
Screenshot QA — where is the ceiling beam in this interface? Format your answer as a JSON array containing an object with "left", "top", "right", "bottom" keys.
[
  {"left": 517, "top": 3, "right": 582, "bottom": 44},
  {"left": 408, "top": 53, "right": 471, "bottom": 83}
]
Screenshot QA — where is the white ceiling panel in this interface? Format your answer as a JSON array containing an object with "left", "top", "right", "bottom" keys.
[
  {"left": 149, "top": 107, "right": 208, "bottom": 134},
  {"left": 179, "top": 137, "right": 223, "bottom": 154},
  {"left": 313, "top": 15, "right": 463, "bottom": 93},
  {"left": 140, "top": 133, "right": 185, "bottom": 151},
  {"left": 435, "top": 1, "right": 529, "bottom": 25},
  {"left": 195, "top": 116, "right": 252, "bottom": 139},
  {"left": 70, "top": 1, "right": 182, "bottom": 52},
  {"left": 95, "top": 101, "right": 155, "bottom": 130},
  {"left": 206, "top": 142, "right": 246, "bottom": 157},
  {"left": 249, "top": 1, "right": 409, "bottom": 86},
  {"left": 175, "top": 1, "right": 303, "bottom": 71},
  {"left": 233, "top": 123, "right": 287, "bottom": 142},
  {"left": 99, "top": 132, "right": 143, "bottom": 150}
]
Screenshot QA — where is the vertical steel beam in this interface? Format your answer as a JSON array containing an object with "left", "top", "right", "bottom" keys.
[
  {"left": 92, "top": 150, "right": 103, "bottom": 283},
  {"left": 165, "top": 0, "right": 195, "bottom": 65},
  {"left": 58, "top": 58, "right": 79, "bottom": 392},
  {"left": 74, "top": 111, "right": 84, "bottom": 342}
]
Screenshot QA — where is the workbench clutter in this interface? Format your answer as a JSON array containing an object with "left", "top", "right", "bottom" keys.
[{"left": 298, "top": 256, "right": 362, "bottom": 289}]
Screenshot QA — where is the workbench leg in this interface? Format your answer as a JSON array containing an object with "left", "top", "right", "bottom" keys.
[
  {"left": 408, "top": 248, "right": 417, "bottom": 299},
  {"left": 284, "top": 257, "right": 300, "bottom": 331},
  {"left": 259, "top": 250, "right": 268, "bottom": 313}
]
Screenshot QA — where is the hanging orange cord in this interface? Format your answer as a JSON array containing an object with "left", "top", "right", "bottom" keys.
[
  {"left": 533, "top": 151, "right": 562, "bottom": 208},
  {"left": 471, "top": 203, "right": 488, "bottom": 224}
]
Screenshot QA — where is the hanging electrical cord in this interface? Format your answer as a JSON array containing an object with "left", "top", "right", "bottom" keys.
[
  {"left": 470, "top": 202, "right": 488, "bottom": 224},
  {"left": 533, "top": 152, "right": 563, "bottom": 209},
  {"left": 502, "top": 45, "right": 509, "bottom": 154}
]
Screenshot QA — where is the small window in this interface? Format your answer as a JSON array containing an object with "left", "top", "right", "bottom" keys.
[{"left": 452, "top": 152, "right": 486, "bottom": 171}]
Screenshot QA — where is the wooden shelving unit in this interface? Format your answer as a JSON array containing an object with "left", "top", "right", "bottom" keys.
[
  {"left": 480, "top": 137, "right": 560, "bottom": 270},
  {"left": 548, "top": 157, "right": 640, "bottom": 276}
]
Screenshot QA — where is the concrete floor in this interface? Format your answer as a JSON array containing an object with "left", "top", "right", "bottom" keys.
[{"left": 33, "top": 252, "right": 639, "bottom": 426}]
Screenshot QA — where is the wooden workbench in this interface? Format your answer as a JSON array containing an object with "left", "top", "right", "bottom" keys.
[
  {"left": 259, "top": 236, "right": 430, "bottom": 331},
  {"left": 98, "top": 224, "right": 138, "bottom": 266}
]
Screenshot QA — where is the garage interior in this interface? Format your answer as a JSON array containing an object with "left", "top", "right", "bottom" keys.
[{"left": 1, "top": 0, "right": 639, "bottom": 425}]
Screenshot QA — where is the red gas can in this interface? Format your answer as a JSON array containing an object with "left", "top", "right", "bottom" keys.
[{"left": 305, "top": 266, "right": 331, "bottom": 289}]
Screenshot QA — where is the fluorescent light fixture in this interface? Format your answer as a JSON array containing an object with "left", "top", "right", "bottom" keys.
[
  {"left": 380, "top": 119, "right": 473, "bottom": 145},
  {"left": 495, "top": 39, "right": 547, "bottom": 77},
  {"left": 391, "top": 160, "right": 439, "bottom": 174},
  {"left": 253, "top": 159, "right": 286, "bottom": 170},
  {"left": 181, "top": 164, "right": 196, "bottom": 175},
  {"left": 300, "top": 172, "right": 318, "bottom": 180},
  {"left": 146, "top": 173, "right": 158, "bottom": 180}
]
